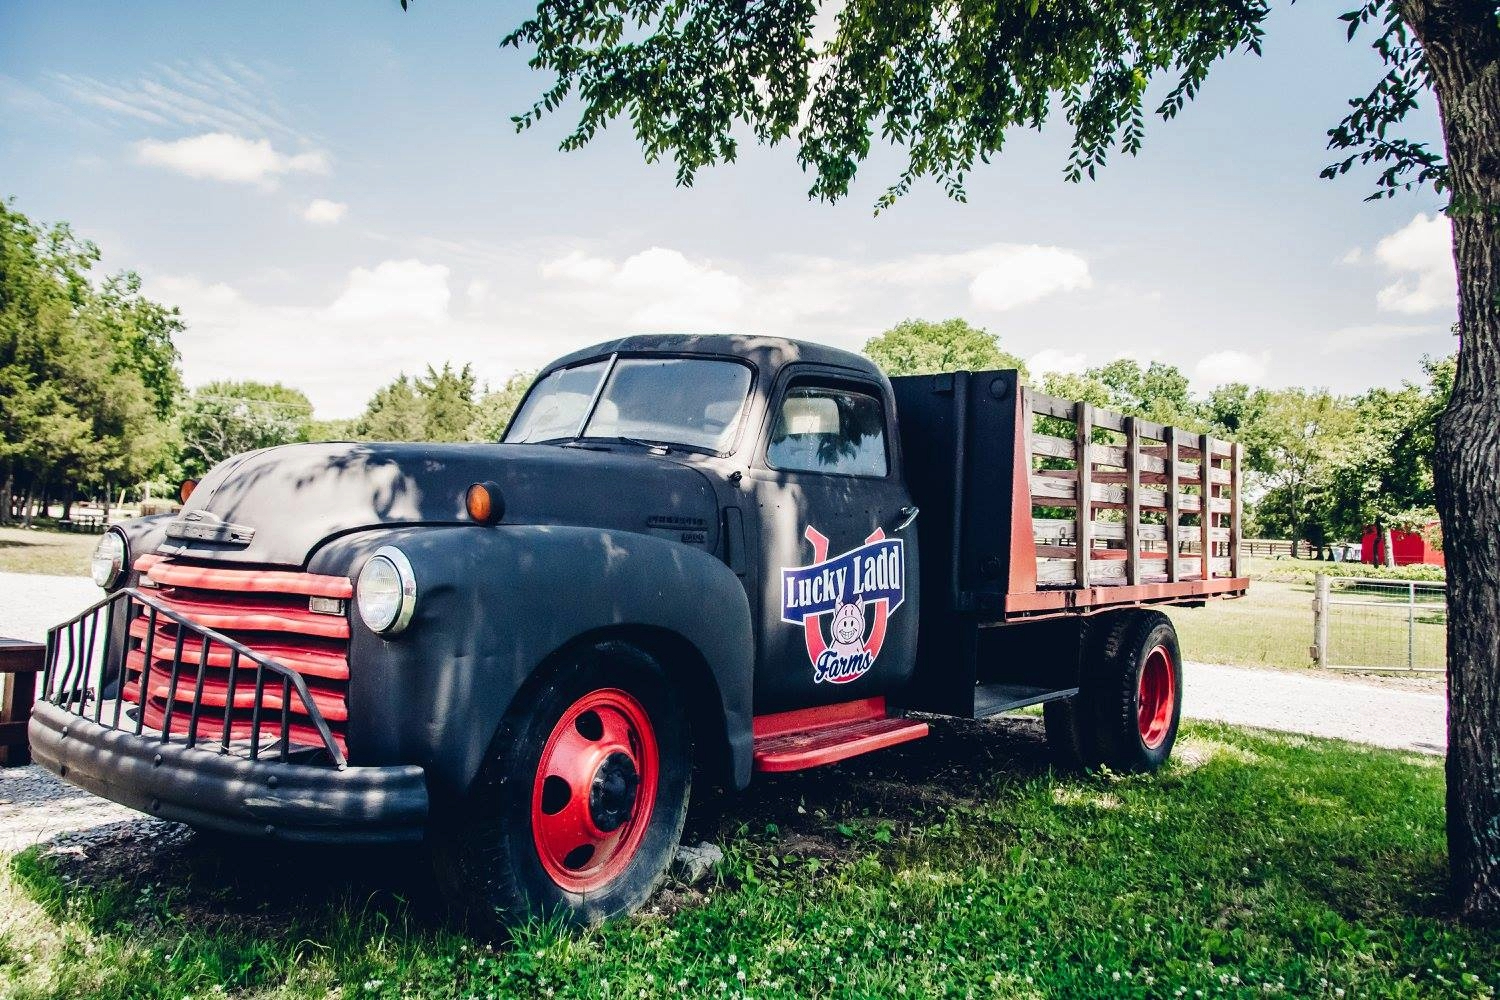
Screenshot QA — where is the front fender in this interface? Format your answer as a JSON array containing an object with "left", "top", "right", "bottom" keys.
[{"left": 310, "top": 524, "right": 755, "bottom": 798}]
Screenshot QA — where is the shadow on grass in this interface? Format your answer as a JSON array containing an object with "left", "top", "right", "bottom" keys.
[
  {"left": 5, "top": 716, "right": 1479, "bottom": 999},
  {"left": 11, "top": 716, "right": 1053, "bottom": 941}
]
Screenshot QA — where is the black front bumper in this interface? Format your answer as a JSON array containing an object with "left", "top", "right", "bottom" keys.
[{"left": 29, "top": 702, "right": 429, "bottom": 844}]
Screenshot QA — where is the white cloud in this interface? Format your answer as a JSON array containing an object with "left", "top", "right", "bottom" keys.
[
  {"left": 302, "top": 198, "right": 347, "bottom": 224},
  {"left": 540, "top": 249, "right": 617, "bottom": 284},
  {"left": 1194, "top": 349, "right": 1269, "bottom": 386},
  {"left": 538, "top": 246, "right": 748, "bottom": 329},
  {"left": 327, "top": 259, "right": 450, "bottom": 324},
  {"left": 135, "top": 132, "right": 329, "bottom": 187},
  {"left": 1029, "top": 348, "right": 1087, "bottom": 376},
  {"left": 967, "top": 246, "right": 1093, "bottom": 311},
  {"left": 1372, "top": 213, "right": 1456, "bottom": 314},
  {"left": 147, "top": 260, "right": 493, "bottom": 416},
  {"left": 1319, "top": 323, "right": 1443, "bottom": 353},
  {"left": 465, "top": 278, "right": 493, "bottom": 305},
  {"left": 147, "top": 239, "right": 1105, "bottom": 417}
]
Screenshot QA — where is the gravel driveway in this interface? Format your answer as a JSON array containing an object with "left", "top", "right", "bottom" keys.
[{"left": 0, "top": 572, "right": 1448, "bottom": 855}]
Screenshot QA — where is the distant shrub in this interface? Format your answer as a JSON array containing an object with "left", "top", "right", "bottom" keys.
[{"left": 1258, "top": 561, "right": 1446, "bottom": 585}]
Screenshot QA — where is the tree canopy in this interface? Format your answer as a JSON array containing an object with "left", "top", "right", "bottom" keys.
[
  {"left": 0, "top": 200, "right": 182, "bottom": 519},
  {"left": 492, "top": 0, "right": 1272, "bottom": 209},
  {"left": 178, "top": 381, "right": 314, "bottom": 478},
  {"left": 863, "top": 318, "right": 1027, "bottom": 378}
]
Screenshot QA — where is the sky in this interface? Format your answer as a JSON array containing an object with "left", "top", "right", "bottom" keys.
[{"left": 0, "top": 2, "right": 1459, "bottom": 419}]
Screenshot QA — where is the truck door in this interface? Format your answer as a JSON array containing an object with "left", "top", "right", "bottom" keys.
[{"left": 744, "top": 366, "right": 920, "bottom": 713}]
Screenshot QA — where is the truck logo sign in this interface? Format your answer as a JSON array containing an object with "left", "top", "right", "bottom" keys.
[{"left": 781, "top": 526, "right": 905, "bottom": 684}]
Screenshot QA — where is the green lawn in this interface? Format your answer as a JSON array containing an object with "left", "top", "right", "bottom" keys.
[
  {"left": 1168, "top": 567, "right": 1447, "bottom": 673},
  {"left": 0, "top": 526, "right": 97, "bottom": 577},
  {"left": 1168, "top": 579, "right": 1318, "bottom": 671},
  {"left": 3, "top": 720, "right": 1493, "bottom": 999}
]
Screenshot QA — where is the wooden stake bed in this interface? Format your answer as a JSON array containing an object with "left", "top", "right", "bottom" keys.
[{"left": 889, "top": 371, "right": 1249, "bottom": 627}]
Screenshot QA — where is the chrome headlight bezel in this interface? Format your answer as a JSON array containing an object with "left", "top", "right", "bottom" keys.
[
  {"left": 91, "top": 530, "right": 128, "bottom": 589},
  {"left": 356, "top": 546, "right": 417, "bottom": 635}
]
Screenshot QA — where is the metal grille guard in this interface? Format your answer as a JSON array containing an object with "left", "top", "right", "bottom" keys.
[{"left": 43, "top": 588, "right": 348, "bottom": 769}]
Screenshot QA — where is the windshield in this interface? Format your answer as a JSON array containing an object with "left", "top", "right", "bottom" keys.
[
  {"left": 504, "top": 360, "right": 609, "bottom": 443},
  {"left": 505, "top": 356, "right": 752, "bottom": 452}
]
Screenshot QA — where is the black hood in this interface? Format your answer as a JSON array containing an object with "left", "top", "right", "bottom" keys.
[{"left": 158, "top": 441, "right": 720, "bottom": 567}]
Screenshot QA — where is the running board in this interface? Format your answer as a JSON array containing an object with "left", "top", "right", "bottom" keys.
[
  {"left": 752, "top": 696, "right": 929, "bottom": 773},
  {"left": 972, "top": 683, "right": 1079, "bottom": 719}
]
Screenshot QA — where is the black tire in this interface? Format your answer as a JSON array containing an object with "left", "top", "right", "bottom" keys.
[
  {"left": 1094, "top": 611, "right": 1183, "bottom": 773},
  {"left": 1043, "top": 697, "right": 1100, "bottom": 770},
  {"left": 431, "top": 641, "right": 691, "bottom": 928},
  {"left": 1043, "top": 615, "right": 1110, "bottom": 770}
]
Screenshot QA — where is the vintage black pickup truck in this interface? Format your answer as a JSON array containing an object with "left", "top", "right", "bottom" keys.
[{"left": 34, "top": 334, "right": 1247, "bottom": 925}]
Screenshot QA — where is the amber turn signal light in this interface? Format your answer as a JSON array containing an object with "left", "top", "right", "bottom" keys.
[
  {"left": 466, "top": 481, "right": 504, "bottom": 525},
  {"left": 179, "top": 478, "right": 198, "bottom": 503}
]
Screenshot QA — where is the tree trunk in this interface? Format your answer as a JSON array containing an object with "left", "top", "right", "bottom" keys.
[
  {"left": 1382, "top": 524, "right": 1398, "bottom": 568},
  {"left": 0, "top": 467, "right": 11, "bottom": 527},
  {"left": 1401, "top": 0, "right": 1500, "bottom": 923}
]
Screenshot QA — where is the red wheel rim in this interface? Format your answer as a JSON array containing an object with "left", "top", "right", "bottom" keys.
[
  {"left": 1137, "top": 644, "right": 1176, "bottom": 750},
  {"left": 530, "top": 688, "right": 659, "bottom": 893}
]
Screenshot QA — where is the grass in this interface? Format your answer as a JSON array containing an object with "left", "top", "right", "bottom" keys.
[
  {"left": 0, "top": 526, "right": 97, "bottom": 577},
  {"left": 1168, "top": 559, "right": 1448, "bottom": 673},
  {"left": 1168, "top": 579, "right": 1319, "bottom": 671},
  {"left": 2, "top": 719, "right": 1495, "bottom": 999}
]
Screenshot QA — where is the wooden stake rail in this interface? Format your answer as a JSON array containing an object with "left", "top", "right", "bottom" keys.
[{"left": 1023, "top": 389, "right": 1243, "bottom": 591}]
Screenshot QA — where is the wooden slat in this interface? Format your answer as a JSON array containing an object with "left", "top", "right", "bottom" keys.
[
  {"left": 1075, "top": 402, "right": 1093, "bottom": 592},
  {"left": 1230, "top": 443, "right": 1244, "bottom": 578},
  {"left": 1029, "top": 392, "right": 1076, "bottom": 420},
  {"left": 1036, "top": 556, "right": 1205, "bottom": 587},
  {"left": 1200, "top": 432, "right": 1215, "bottom": 577},
  {"left": 1031, "top": 434, "right": 1074, "bottom": 461},
  {"left": 1033, "top": 518, "right": 1230, "bottom": 545},
  {"left": 1166, "top": 426, "right": 1180, "bottom": 583},
  {"left": 1034, "top": 466, "right": 1224, "bottom": 487},
  {"left": 1125, "top": 415, "right": 1141, "bottom": 586}
]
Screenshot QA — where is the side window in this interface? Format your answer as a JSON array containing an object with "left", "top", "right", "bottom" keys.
[{"left": 767, "top": 384, "right": 889, "bottom": 477}]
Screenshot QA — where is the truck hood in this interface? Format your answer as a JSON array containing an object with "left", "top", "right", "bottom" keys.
[{"left": 157, "top": 441, "right": 720, "bottom": 567}]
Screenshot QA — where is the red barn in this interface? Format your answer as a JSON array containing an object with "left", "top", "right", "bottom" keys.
[{"left": 1361, "top": 524, "right": 1445, "bottom": 567}]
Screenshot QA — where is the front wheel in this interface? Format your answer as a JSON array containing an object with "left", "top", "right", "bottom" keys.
[{"left": 432, "top": 642, "right": 691, "bottom": 927}]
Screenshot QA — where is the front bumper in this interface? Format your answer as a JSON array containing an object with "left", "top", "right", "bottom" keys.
[{"left": 29, "top": 702, "right": 429, "bottom": 844}]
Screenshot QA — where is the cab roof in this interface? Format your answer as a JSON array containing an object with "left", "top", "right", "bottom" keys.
[{"left": 544, "top": 334, "right": 883, "bottom": 381}]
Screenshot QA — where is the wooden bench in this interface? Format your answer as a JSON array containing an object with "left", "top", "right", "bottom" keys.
[{"left": 0, "top": 637, "right": 44, "bottom": 767}]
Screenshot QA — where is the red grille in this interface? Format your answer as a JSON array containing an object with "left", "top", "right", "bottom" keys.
[{"left": 125, "top": 554, "right": 352, "bottom": 755}]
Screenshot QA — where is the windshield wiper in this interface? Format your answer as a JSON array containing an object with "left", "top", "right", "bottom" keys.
[{"left": 609, "top": 436, "right": 672, "bottom": 453}]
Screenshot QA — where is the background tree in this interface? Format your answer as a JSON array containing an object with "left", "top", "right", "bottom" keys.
[
  {"left": 1325, "top": 354, "right": 1453, "bottom": 560},
  {"left": 356, "top": 374, "right": 426, "bottom": 442},
  {"left": 0, "top": 200, "right": 179, "bottom": 522},
  {"left": 483, "top": 0, "right": 1500, "bottom": 917},
  {"left": 309, "top": 417, "right": 359, "bottom": 442},
  {"left": 1044, "top": 359, "right": 1204, "bottom": 429},
  {"left": 417, "top": 362, "right": 480, "bottom": 442},
  {"left": 470, "top": 370, "right": 536, "bottom": 441},
  {"left": 863, "top": 318, "right": 1027, "bottom": 378},
  {"left": 177, "top": 381, "right": 313, "bottom": 478}
]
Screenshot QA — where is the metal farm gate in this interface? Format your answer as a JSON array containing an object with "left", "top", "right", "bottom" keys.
[{"left": 1311, "top": 575, "right": 1447, "bottom": 674}]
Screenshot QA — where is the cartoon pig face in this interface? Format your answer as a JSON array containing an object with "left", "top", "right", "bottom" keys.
[{"left": 830, "top": 600, "right": 865, "bottom": 646}]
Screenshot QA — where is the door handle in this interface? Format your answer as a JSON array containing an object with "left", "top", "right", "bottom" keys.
[{"left": 891, "top": 505, "right": 920, "bottom": 533}]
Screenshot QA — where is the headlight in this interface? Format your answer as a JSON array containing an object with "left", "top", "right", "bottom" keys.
[
  {"left": 91, "top": 531, "right": 127, "bottom": 589},
  {"left": 356, "top": 547, "right": 417, "bottom": 634}
]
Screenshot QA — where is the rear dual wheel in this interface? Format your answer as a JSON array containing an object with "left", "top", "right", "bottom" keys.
[
  {"left": 1044, "top": 610, "right": 1183, "bottom": 773},
  {"left": 433, "top": 642, "right": 691, "bottom": 927}
]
